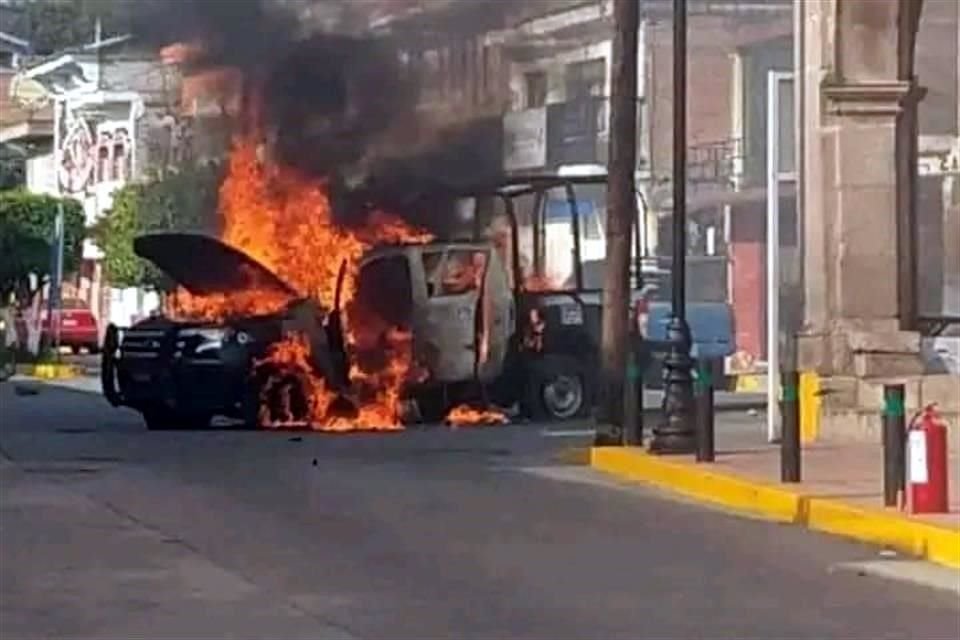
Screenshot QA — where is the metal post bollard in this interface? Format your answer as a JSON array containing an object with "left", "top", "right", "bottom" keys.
[
  {"left": 623, "top": 334, "right": 643, "bottom": 446},
  {"left": 636, "top": 352, "right": 645, "bottom": 446},
  {"left": 780, "top": 370, "right": 801, "bottom": 482},
  {"left": 882, "top": 384, "right": 906, "bottom": 507},
  {"left": 695, "top": 360, "right": 715, "bottom": 462}
]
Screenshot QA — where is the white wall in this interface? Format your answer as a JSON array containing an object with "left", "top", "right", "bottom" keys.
[
  {"left": 108, "top": 287, "right": 160, "bottom": 328},
  {"left": 25, "top": 152, "right": 57, "bottom": 195}
]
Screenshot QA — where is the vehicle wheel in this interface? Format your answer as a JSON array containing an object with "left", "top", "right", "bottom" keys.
[
  {"left": 0, "top": 359, "right": 14, "bottom": 382},
  {"left": 257, "top": 373, "right": 310, "bottom": 427},
  {"left": 523, "top": 355, "right": 590, "bottom": 421},
  {"left": 241, "top": 380, "right": 265, "bottom": 430}
]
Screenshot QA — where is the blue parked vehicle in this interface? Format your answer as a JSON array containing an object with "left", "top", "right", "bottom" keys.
[{"left": 641, "top": 299, "right": 735, "bottom": 389}]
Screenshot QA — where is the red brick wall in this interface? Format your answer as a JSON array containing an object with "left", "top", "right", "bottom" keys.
[
  {"left": 647, "top": 11, "right": 790, "bottom": 362},
  {"left": 730, "top": 201, "right": 765, "bottom": 359},
  {"left": 646, "top": 13, "right": 791, "bottom": 179}
]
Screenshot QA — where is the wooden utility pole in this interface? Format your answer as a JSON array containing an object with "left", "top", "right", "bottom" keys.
[{"left": 595, "top": 0, "right": 639, "bottom": 445}]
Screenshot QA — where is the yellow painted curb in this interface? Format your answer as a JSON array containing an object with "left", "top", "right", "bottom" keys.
[
  {"left": 29, "top": 364, "right": 80, "bottom": 380},
  {"left": 805, "top": 499, "right": 960, "bottom": 569},
  {"left": 590, "top": 447, "right": 960, "bottom": 569},
  {"left": 590, "top": 447, "right": 801, "bottom": 523}
]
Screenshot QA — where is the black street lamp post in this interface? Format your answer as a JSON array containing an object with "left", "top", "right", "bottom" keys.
[{"left": 650, "top": 0, "right": 696, "bottom": 454}]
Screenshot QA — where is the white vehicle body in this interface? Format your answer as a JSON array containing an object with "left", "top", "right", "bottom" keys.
[{"left": 537, "top": 164, "right": 654, "bottom": 288}]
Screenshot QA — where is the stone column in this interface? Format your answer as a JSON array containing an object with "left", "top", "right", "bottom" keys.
[
  {"left": 946, "top": 11, "right": 960, "bottom": 315},
  {"left": 799, "top": 0, "right": 926, "bottom": 379}
]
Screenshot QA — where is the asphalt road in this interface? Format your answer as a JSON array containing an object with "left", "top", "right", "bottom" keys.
[{"left": 1, "top": 383, "right": 958, "bottom": 640}]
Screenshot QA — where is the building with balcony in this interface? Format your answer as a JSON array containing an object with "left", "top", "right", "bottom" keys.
[
  {"left": 490, "top": 0, "right": 794, "bottom": 358},
  {"left": 496, "top": 1, "right": 640, "bottom": 176}
]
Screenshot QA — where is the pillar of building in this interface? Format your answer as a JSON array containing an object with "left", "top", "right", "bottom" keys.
[{"left": 798, "top": 0, "right": 926, "bottom": 381}]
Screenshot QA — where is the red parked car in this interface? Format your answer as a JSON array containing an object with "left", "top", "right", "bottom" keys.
[{"left": 42, "top": 298, "right": 100, "bottom": 353}]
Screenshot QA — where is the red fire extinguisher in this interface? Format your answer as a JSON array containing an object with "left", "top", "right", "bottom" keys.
[{"left": 907, "top": 404, "right": 950, "bottom": 514}]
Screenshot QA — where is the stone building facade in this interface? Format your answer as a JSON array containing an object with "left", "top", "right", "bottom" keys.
[{"left": 798, "top": 0, "right": 960, "bottom": 439}]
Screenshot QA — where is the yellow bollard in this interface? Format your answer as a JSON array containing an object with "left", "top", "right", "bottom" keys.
[{"left": 799, "top": 372, "right": 821, "bottom": 444}]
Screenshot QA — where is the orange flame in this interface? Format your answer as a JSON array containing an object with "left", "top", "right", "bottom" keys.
[
  {"left": 256, "top": 333, "right": 336, "bottom": 428},
  {"left": 170, "top": 286, "right": 291, "bottom": 321},
  {"left": 445, "top": 404, "right": 509, "bottom": 427},
  {"left": 219, "top": 139, "right": 369, "bottom": 310},
  {"left": 160, "top": 41, "right": 205, "bottom": 65},
  {"left": 180, "top": 134, "right": 434, "bottom": 431}
]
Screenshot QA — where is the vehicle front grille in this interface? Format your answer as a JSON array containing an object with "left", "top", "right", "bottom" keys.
[{"left": 119, "top": 328, "right": 167, "bottom": 359}]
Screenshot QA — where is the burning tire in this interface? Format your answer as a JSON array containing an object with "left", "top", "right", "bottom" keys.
[
  {"left": 523, "top": 355, "right": 591, "bottom": 421},
  {"left": 255, "top": 371, "right": 312, "bottom": 428}
]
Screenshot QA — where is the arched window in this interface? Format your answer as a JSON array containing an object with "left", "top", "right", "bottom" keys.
[
  {"left": 98, "top": 141, "right": 112, "bottom": 183},
  {"left": 113, "top": 143, "right": 127, "bottom": 182}
]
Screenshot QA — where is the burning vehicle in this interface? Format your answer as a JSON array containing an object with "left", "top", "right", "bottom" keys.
[
  {"left": 101, "top": 1, "right": 731, "bottom": 431},
  {"left": 100, "top": 133, "right": 436, "bottom": 431},
  {"left": 101, "top": 232, "right": 349, "bottom": 429},
  {"left": 99, "top": 4, "right": 628, "bottom": 430},
  {"left": 100, "top": 220, "right": 568, "bottom": 430},
  {"left": 101, "top": 166, "right": 733, "bottom": 431}
]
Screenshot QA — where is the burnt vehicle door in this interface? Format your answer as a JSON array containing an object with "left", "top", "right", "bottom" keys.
[
  {"left": 409, "top": 245, "right": 511, "bottom": 384},
  {"left": 477, "top": 248, "right": 513, "bottom": 381}
]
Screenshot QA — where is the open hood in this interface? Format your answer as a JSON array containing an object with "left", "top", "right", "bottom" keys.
[{"left": 134, "top": 233, "right": 297, "bottom": 299}]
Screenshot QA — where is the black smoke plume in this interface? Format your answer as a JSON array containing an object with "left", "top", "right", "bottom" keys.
[
  {"left": 131, "top": 0, "right": 417, "bottom": 178},
  {"left": 131, "top": 0, "right": 502, "bottom": 233}
]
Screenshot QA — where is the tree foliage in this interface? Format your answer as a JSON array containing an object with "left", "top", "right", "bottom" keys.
[
  {"left": 0, "top": 146, "right": 26, "bottom": 190},
  {"left": 93, "top": 161, "right": 223, "bottom": 291},
  {"left": 0, "top": 190, "right": 85, "bottom": 304}
]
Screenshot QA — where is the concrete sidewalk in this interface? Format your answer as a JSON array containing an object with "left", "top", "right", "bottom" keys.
[
  {"left": 8, "top": 374, "right": 102, "bottom": 394},
  {"left": 591, "top": 430, "right": 960, "bottom": 569},
  {"left": 697, "top": 439, "right": 960, "bottom": 528}
]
